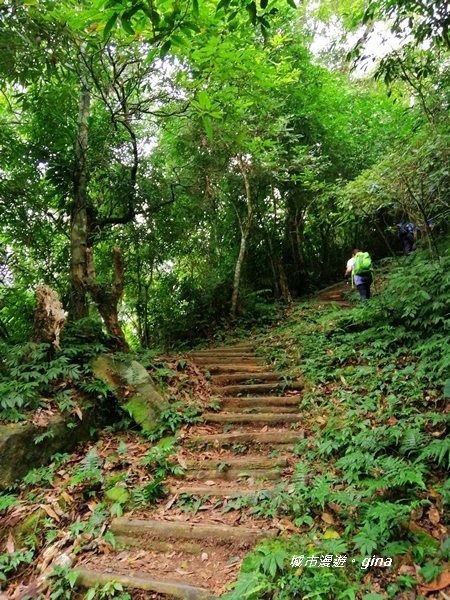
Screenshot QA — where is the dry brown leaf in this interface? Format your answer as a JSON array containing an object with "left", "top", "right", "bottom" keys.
[
  {"left": 429, "top": 507, "right": 440, "bottom": 526},
  {"left": 6, "top": 532, "right": 15, "bottom": 554},
  {"left": 175, "top": 568, "right": 193, "bottom": 576},
  {"left": 328, "top": 502, "right": 343, "bottom": 513},
  {"left": 74, "top": 405, "right": 83, "bottom": 421},
  {"left": 40, "top": 504, "right": 60, "bottom": 522},
  {"left": 199, "top": 571, "right": 211, "bottom": 580},
  {"left": 279, "top": 518, "right": 298, "bottom": 532},
  {"left": 321, "top": 512, "right": 335, "bottom": 525},
  {"left": 60, "top": 491, "right": 73, "bottom": 505},
  {"left": 164, "top": 495, "right": 178, "bottom": 511},
  {"left": 87, "top": 501, "right": 97, "bottom": 512},
  {"left": 177, "top": 455, "right": 188, "bottom": 470},
  {"left": 419, "top": 570, "right": 450, "bottom": 594}
]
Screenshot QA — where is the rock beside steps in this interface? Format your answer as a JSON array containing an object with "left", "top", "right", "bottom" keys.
[{"left": 75, "top": 343, "right": 304, "bottom": 598}]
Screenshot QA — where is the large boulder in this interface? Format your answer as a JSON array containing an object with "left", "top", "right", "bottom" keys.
[
  {"left": 0, "top": 408, "right": 102, "bottom": 489},
  {"left": 91, "top": 355, "right": 168, "bottom": 433}
]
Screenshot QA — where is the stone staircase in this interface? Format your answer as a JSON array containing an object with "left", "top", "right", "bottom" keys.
[
  {"left": 75, "top": 343, "right": 304, "bottom": 598},
  {"left": 314, "top": 281, "right": 351, "bottom": 308}
]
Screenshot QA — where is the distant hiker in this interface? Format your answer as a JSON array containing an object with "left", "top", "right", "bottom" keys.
[
  {"left": 397, "top": 222, "right": 416, "bottom": 255},
  {"left": 345, "top": 249, "right": 373, "bottom": 302}
]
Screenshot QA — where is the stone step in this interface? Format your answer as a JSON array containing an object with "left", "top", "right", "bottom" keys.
[
  {"left": 191, "top": 345, "right": 254, "bottom": 354},
  {"left": 74, "top": 568, "right": 216, "bottom": 600},
  {"left": 203, "top": 412, "right": 301, "bottom": 424},
  {"left": 170, "top": 485, "right": 275, "bottom": 498},
  {"left": 211, "top": 382, "right": 303, "bottom": 396},
  {"left": 188, "top": 430, "right": 304, "bottom": 447},
  {"left": 218, "top": 396, "right": 300, "bottom": 408},
  {"left": 211, "top": 372, "right": 287, "bottom": 385},
  {"left": 192, "top": 356, "right": 262, "bottom": 366},
  {"left": 114, "top": 535, "right": 206, "bottom": 554},
  {"left": 219, "top": 405, "right": 300, "bottom": 414},
  {"left": 204, "top": 364, "right": 267, "bottom": 374},
  {"left": 183, "top": 468, "right": 281, "bottom": 481},
  {"left": 185, "top": 457, "right": 287, "bottom": 470},
  {"left": 190, "top": 351, "right": 255, "bottom": 360},
  {"left": 110, "top": 517, "right": 277, "bottom": 544}
]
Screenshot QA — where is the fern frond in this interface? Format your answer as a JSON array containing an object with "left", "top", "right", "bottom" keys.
[
  {"left": 419, "top": 438, "right": 450, "bottom": 469},
  {"left": 400, "top": 428, "right": 428, "bottom": 456}
]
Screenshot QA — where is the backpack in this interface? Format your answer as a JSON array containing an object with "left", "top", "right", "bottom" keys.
[
  {"left": 398, "top": 222, "right": 414, "bottom": 236},
  {"left": 353, "top": 251, "right": 372, "bottom": 275}
]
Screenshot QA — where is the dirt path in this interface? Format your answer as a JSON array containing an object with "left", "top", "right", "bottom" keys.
[{"left": 76, "top": 343, "right": 304, "bottom": 598}]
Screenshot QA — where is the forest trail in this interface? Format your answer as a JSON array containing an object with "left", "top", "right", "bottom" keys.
[
  {"left": 76, "top": 343, "right": 305, "bottom": 599},
  {"left": 314, "top": 281, "right": 351, "bottom": 308}
]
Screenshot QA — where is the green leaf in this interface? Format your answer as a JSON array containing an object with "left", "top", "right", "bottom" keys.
[
  {"left": 444, "top": 378, "right": 450, "bottom": 399},
  {"left": 85, "top": 588, "right": 96, "bottom": 600},
  {"left": 202, "top": 115, "right": 213, "bottom": 143},
  {"left": 216, "top": 0, "right": 231, "bottom": 12},
  {"left": 286, "top": 0, "right": 297, "bottom": 8},
  {"left": 197, "top": 90, "right": 211, "bottom": 110},
  {"left": 103, "top": 12, "right": 118, "bottom": 39},
  {"left": 160, "top": 40, "right": 171, "bottom": 59},
  {"left": 192, "top": 0, "right": 199, "bottom": 16},
  {"left": 120, "top": 16, "right": 135, "bottom": 35}
]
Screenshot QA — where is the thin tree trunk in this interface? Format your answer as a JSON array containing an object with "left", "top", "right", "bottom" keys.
[
  {"left": 70, "top": 48, "right": 90, "bottom": 320},
  {"left": 231, "top": 157, "right": 253, "bottom": 320}
]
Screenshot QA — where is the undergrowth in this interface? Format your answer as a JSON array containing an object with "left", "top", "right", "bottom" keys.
[{"left": 226, "top": 246, "right": 450, "bottom": 599}]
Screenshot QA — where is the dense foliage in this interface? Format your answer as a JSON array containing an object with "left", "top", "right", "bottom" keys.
[
  {"left": 223, "top": 242, "right": 450, "bottom": 598},
  {"left": 1, "top": 0, "right": 436, "bottom": 353}
]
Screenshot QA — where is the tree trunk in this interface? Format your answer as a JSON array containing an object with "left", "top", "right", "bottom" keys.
[
  {"left": 231, "top": 157, "right": 253, "bottom": 320},
  {"left": 277, "top": 259, "right": 292, "bottom": 305},
  {"left": 85, "top": 246, "right": 130, "bottom": 352},
  {"left": 70, "top": 50, "right": 90, "bottom": 320}
]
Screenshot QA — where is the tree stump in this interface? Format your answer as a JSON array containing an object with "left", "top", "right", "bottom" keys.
[{"left": 30, "top": 285, "right": 67, "bottom": 349}]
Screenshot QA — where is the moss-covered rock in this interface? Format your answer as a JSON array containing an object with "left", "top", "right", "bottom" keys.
[
  {"left": 104, "top": 485, "right": 131, "bottom": 505},
  {"left": 91, "top": 354, "right": 168, "bottom": 433},
  {"left": 0, "top": 508, "right": 46, "bottom": 546},
  {"left": 0, "top": 401, "right": 108, "bottom": 489}
]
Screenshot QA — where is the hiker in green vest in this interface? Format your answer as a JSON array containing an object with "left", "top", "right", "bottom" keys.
[{"left": 345, "top": 249, "right": 373, "bottom": 302}]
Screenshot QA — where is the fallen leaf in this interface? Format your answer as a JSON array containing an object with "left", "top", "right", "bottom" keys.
[
  {"left": 419, "top": 570, "right": 450, "bottom": 594},
  {"left": 177, "top": 456, "right": 188, "bottom": 469},
  {"left": 40, "top": 504, "right": 60, "bottom": 522},
  {"left": 279, "top": 518, "right": 298, "bottom": 532},
  {"left": 339, "top": 375, "right": 347, "bottom": 385},
  {"left": 429, "top": 507, "right": 440, "bottom": 525},
  {"left": 201, "top": 552, "right": 209, "bottom": 561},
  {"left": 204, "top": 480, "right": 216, "bottom": 486},
  {"left": 328, "top": 502, "right": 343, "bottom": 513},
  {"left": 175, "top": 568, "right": 193, "bottom": 576},
  {"left": 60, "top": 491, "right": 73, "bottom": 505},
  {"left": 321, "top": 512, "right": 335, "bottom": 525},
  {"left": 74, "top": 405, "right": 83, "bottom": 420},
  {"left": 324, "top": 529, "right": 340, "bottom": 539},
  {"left": 6, "top": 532, "right": 15, "bottom": 554}
]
